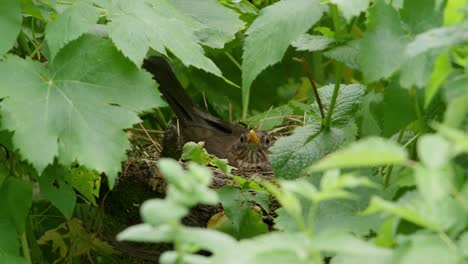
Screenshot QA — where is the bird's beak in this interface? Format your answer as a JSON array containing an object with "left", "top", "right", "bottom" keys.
[{"left": 247, "top": 130, "right": 260, "bottom": 144}]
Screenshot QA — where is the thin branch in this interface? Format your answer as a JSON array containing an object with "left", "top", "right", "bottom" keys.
[{"left": 293, "top": 57, "right": 325, "bottom": 122}]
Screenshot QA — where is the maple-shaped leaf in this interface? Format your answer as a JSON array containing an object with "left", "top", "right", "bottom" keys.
[
  {"left": 93, "top": 0, "right": 221, "bottom": 76},
  {"left": 172, "top": 0, "right": 245, "bottom": 49},
  {"left": 45, "top": 1, "right": 100, "bottom": 59},
  {"left": 0, "top": 35, "right": 165, "bottom": 187}
]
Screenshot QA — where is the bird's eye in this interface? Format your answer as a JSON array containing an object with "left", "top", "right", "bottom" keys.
[
  {"left": 264, "top": 137, "right": 271, "bottom": 145},
  {"left": 240, "top": 135, "right": 245, "bottom": 143}
]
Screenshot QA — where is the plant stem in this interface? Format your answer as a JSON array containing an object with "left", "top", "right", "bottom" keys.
[
  {"left": 293, "top": 57, "right": 325, "bottom": 122},
  {"left": 384, "top": 129, "right": 405, "bottom": 187},
  {"left": 21, "top": 232, "right": 32, "bottom": 264},
  {"left": 324, "top": 63, "right": 343, "bottom": 128},
  {"left": 224, "top": 51, "right": 242, "bottom": 71}
]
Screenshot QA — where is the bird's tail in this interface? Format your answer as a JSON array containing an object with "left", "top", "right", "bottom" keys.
[{"left": 142, "top": 56, "right": 198, "bottom": 123}]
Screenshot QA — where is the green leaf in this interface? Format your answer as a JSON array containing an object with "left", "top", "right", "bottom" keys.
[
  {"left": 330, "top": 0, "right": 370, "bottom": 22},
  {"left": 309, "top": 137, "right": 407, "bottom": 171},
  {"left": 140, "top": 199, "right": 188, "bottom": 226},
  {"left": 39, "top": 164, "right": 76, "bottom": 219},
  {"left": 399, "top": 51, "right": 439, "bottom": 89},
  {"left": 400, "top": 0, "right": 443, "bottom": 34},
  {"left": 270, "top": 125, "right": 345, "bottom": 179},
  {"left": 0, "top": 163, "right": 7, "bottom": 187},
  {"left": 96, "top": 0, "right": 221, "bottom": 76},
  {"left": 0, "top": 177, "right": 32, "bottom": 234},
  {"left": 313, "top": 231, "right": 392, "bottom": 257},
  {"left": 213, "top": 232, "right": 311, "bottom": 263},
  {"left": 444, "top": 90, "right": 468, "bottom": 128},
  {"left": 444, "top": 0, "right": 466, "bottom": 25},
  {"left": 218, "top": 186, "right": 268, "bottom": 237},
  {"left": 172, "top": 0, "right": 245, "bottom": 49},
  {"left": 392, "top": 232, "right": 461, "bottom": 264},
  {"left": 291, "top": 34, "right": 334, "bottom": 52},
  {"left": 270, "top": 84, "right": 364, "bottom": 179},
  {"left": 406, "top": 22, "right": 468, "bottom": 58},
  {"left": 314, "top": 84, "right": 366, "bottom": 127},
  {"left": 459, "top": 232, "right": 468, "bottom": 257},
  {"left": 0, "top": 252, "right": 27, "bottom": 264},
  {"left": 0, "top": 0, "right": 22, "bottom": 56},
  {"left": 181, "top": 142, "right": 211, "bottom": 164},
  {"left": 363, "top": 193, "right": 439, "bottom": 230},
  {"left": 417, "top": 134, "right": 452, "bottom": 169},
  {"left": 324, "top": 39, "right": 361, "bottom": 70},
  {"left": 433, "top": 124, "right": 468, "bottom": 153},
  {"left": 117, "top": 224, "right": 175, "bottom": 243},
  {"left": 356, "top": 92, "right": 383, "bottom": 136},
  {"left": 0, "top": 219, "right": 20, "bottom": 256},
  {"left": 0, "top": 35, "right": 164, "bottom": 186},
  {"left": 45, "top": 2, "right": 100, "bottom": 59},
  {"left": 425, "top": 52, "right": 451, "bottom": 108},
  {"left": 67, "top": 166, "right": 100, "bottom": 205},
  {"left": 245, "top": 104, "right": 293, "bottom": 131},
  {"left": 242, "top": 0, "right": 325, "bottom": 115},
  {"left": 382, "top": 80, "right": 416, "bottom": 137},
  {"left": 360, "top": 0, "right": 408, "bottom": 83}
]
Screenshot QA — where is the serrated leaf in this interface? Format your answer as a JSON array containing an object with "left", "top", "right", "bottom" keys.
[
  {"left": 324, "top": 39, "right": 361, "bottom": 70},
  {"left": 45, "top": 2, "right": 100, "bottom": 59},
  {"left": 314, "top": 84, "right": 366, "bottom": 126},
  {"left": 291, "top": 34, "right": 334, "bottom": 52},
  {"left": 400, "top": 0, "right": 443, "bottom": 34},
  {"left": 242, "top": 0, "right": 325, "bottom": 115},
  {"left": 39, "top": 164, "right": 76, "bottom": 219},
  {"left": 0, "top": 177, "right": 32, "bottom": 234},
  {"left": 270, "top": 84, "right": 364, "bottom": 179},
  {"left": 270, "top": 125, "right": 346, "bottom": 179},
  {"left": 330, "top": 0, "right": 370, "bottom": 22},
  {"left": 309, "top": 137, "right": 407, "bottom": 171},
  {"left": 0, "top": 35, "right": 164, "bottom": 187},
  {"left": 96, "top": 0, "right": 221, "bottom": 76},
  {"left": 0, "top": 0, "right": 22, "bottom": 56},
  {"left": 360, "top": 0, "right": 408, "bottom": 83},
  {"left": 172, "top": 0, "right": 245, "bottom": 48},
  {"left": 406, "top": 22, "right": 468, "bottom": 58}
]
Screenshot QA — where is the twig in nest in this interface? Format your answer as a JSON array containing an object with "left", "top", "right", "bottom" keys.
[{"left": 138, "top": 123, "right": 161, "bottom": 152}]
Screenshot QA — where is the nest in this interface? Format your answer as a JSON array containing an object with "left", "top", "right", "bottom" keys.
[{"left": 98, "top": 128, "right": 277, "bottom": 262}]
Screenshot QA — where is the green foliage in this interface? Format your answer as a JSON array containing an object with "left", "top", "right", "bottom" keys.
[
  {"left": 242, "top": 0, "right": 325, "bottom": 116},
  {"left": 0, "top": 0, "right": 22, "bottom": 56},
  {"left": 1, "top": 0, "right": 468, "bottom": 262}
]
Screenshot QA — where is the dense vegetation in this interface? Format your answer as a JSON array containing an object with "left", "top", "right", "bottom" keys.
[{"left": 0, "top": 0, "right": 467, "bottom": 263}]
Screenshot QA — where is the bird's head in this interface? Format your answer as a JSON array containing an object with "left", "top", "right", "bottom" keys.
[{"left": 228, "top": 130, "right": 272, "bottom": 170}]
